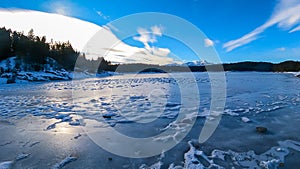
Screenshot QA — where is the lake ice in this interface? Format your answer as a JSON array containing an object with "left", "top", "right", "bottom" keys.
[{"left": 0, "top": 72, "right": 299, "bottom": 168}]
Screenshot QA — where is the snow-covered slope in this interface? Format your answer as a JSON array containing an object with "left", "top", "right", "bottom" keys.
[
  {"left": 0, "top": 57, "right": 71, "bottom": 84},
  {"left": 291, "top": 72, "right": 300, "bottom": 77}
]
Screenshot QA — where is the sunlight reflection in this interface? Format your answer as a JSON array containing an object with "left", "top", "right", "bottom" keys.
[{"left": 55, "top": 7, "right": 67, "bottom": 16}]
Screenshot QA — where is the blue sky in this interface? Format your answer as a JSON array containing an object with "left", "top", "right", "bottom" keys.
[{"left": 0, "top": 0, "right": 300, "bottom": 63}]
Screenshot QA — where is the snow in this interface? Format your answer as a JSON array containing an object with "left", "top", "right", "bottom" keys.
[
  {"left": 71, "top": 70, "right": 120, "bottom": 79},
  {"left": 0, "top": 57, "right": 16, "bottom": 70},
  {"left": 15, "top": 153, "right": 30, "bottom": 161},
  {"left": 0, "top": 58, "right": 117, "bottom": 84},
  {"left": 185, "top": 60, "right": 210, "bottom": 66},
  {"left": 139, "top": 161, "right": 163, "bottom": 169},
  {"left": 0, "top": 161, "right": 13, "bottom": 169},
  {"left": 0, "top": 78, "right": 7, "bottom": 84},
  {"left": 51, "top": 156, "right": 77, "bottom": 169},
  {"left": 165, "top": 60, "right": 211, "bottom": 67},
  {"left": 182, "top": 141, "right": 214, "bottom": 169},
  {"left": 70, "top": 71, "right": 95, "bottom": 79},
  {"left": 241, "top": 117, "right": 251, "bottom": 123},
  {"left": 286, "top": 71, "right": 300, "bottom": 77},
  {"left": 0, "top": 57, "right": 71, "bottom": 83},
  {"left": 295, "top": 72, "right": 300, "bottom": 77},
  {"left": 16, "top": 71, "right": 71, "bottom": 81},
  {"left": 69, "top": 119, "right": 81, "bottom": 126},
  {"left": 145, "top": 139, "right": 300, "bottom": 169}
]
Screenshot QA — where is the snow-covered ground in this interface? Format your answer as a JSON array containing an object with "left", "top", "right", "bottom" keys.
[
  {"left": 0, "top": 72, "right": 300, "bottom": 168},
  {"left": 288, "top": 71, "right": 300, "bottom": 77},
  {"left": 0, "top": 57, "right": 117, "bottom": 84},
  {"left": 0, "top": 57, "right": 72, "bottom": 84}
]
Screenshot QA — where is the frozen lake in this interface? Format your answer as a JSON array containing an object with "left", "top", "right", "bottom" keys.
[{"left": 0, "top": 72, "right": 300, "bottom": 169}]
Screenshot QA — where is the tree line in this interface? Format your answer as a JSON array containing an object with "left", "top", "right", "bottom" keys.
[{"left": 0, "top": 27, "right": 110, "bottom": 72}]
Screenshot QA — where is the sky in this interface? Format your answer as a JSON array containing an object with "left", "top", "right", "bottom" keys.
[{"left": 0, "top": 0, "right": 300, "bottom": 64}]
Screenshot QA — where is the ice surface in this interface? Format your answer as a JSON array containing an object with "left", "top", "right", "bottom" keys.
[
  {"left": 0, "top": 72, "right": 300, "bottom": 168},
  {"left": 1, "top": 72, "right": 299, "bottom": 136},
  {"left": 29, "top": 141, "right": 40, "bottom": 147}
]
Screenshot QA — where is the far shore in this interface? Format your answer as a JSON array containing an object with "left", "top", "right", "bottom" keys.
[{"left": 0, "top": 69, "right": 299, "bottom": 85}]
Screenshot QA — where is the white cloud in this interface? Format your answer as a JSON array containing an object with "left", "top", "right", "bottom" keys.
[
  {"left": 133, "top": 28, "right": 154, "bottom": 50},
  {"left": 101, "top": 26, "right": 174, "bottom": 65},
  {"left": 151, "top": 25, "right": 163, "bottom": 36},
  {"left": 204, "top": 38, "right": 214, "bottom": 47},
  {"left": 223, "top": 0, "right": 300, "bottom": 52},
  {"left": 133, "top": 25, "right": 164, "bottom": 50},
  {"left": 129, "top": 25, "right": 175, "bottom": 65},
  {"left": 0, "top": 9, "right": 101, "bottom": 50},
  {"left": 84, "top": 28, "right": 175, "bottom": 65},
  {"left": 0, "top": 10, "right": 177, "bottom": 65}
]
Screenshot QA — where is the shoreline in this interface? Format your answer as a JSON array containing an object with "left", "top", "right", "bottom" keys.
[{"left": 0, "top": 70, "right": 299, "bottom": 85}]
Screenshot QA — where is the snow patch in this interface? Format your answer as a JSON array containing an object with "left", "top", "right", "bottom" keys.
[
  {"left": 145, "top": 139, "right": 300, "bottom": 169},
  {"left": 0, "top": 57, "right": 71, "bottom": 84},
  {"left": 0, "top": 161, "right": 13, "bottom": 169},
  {"left": 0, "top": 78, "right": 7, "bottom": 84},
  {"left": 52, "top": 156, "right": 77, "bottom": 169},
  {"left": 15, "top": 153, "right": 30, "bottom": 161},
  {"left": 286, "top": 71, "right": 300, "bottom": 77},
  {"left": 241, "top": 117, "right": 251, "bottom": 123}
]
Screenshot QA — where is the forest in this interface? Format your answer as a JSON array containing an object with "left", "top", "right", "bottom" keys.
[{"left": 0, "top": 27, "right": 110, "bottom": 74}]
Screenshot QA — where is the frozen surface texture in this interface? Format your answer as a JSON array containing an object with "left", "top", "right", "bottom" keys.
[{"left": 0, "top": 72, "right": 299, "bottom": 168}]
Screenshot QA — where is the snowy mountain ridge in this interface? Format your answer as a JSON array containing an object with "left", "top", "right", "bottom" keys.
[
  {"left": 165, "top": 60, "right": 211, "bottom": 67},
  {"left": 185, "top": 60, "right": 211, "bottom": 66}
]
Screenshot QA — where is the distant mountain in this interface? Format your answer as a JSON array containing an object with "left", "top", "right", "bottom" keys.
[
  {"left": 165, "top": 63, "right": 182, "bottom": 67},
  {"left": 166, "top": 60, "right": 211, "bottom": 67},
  {"left": 185, "top": 60, "right": 210, "bottom": 66}
]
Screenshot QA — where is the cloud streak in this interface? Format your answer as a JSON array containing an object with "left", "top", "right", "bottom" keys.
[
  {"left": 223, "top": 0, "right": 300, "bottom": 52},
  {"left": 96, "top": 11, "right": 110, "bottom": 20}
]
